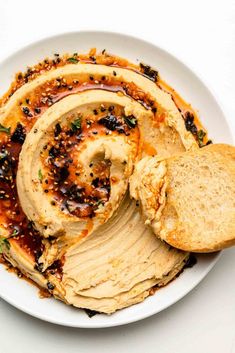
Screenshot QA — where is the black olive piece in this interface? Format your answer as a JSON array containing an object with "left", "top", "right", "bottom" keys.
[
  {"left": 66, "top": 129, "right": 75, "bottom": 137},
  {"left": 54, "top": 123, "right": 62, "bottom": 137},
  {"left": 22, "top": 106, "right": 33, "bottom": 117},
  {"left": 89, "top": 56, "right": 96, "bottom": 63},
  {"left": 49, "top": 146, "right": 60, "bottom": 158},
  {"left": 35, "top": 249, "right": 42, "bottom": 262},
  {"left": 34, "top": 263, "right": 44, "bottom": 273},
  {"left": 152, "top": 107, "right": 157, "bottom": 113},
  {"left": 92, "top": 177, "right": 100, "bottom": 188},
  {"left": 116, "top": 126, "right": 125, "bottom": 134},
  {"left": 47, "top": 282, "right": 55, "bottom": 290},
  {"left": 58, "top": 166, "right": 70, "bottom": 182},
  {"left": 0, "top": 150, "right": 13, "bottom": 179},
  {"left": 139, "top": 63, "right": 158, "bottom": 81},
  {"left": 190, "top": 124, "right": 198, "bottom": 135},
  {"left": 98, "top": 114, "right": 119, "bottom": 131},
  {"left": 11, "top": 123, "right": 26, "bottom": 145},
  {"left": 108, "top": 105, "right": 114, "bottom": 112}
]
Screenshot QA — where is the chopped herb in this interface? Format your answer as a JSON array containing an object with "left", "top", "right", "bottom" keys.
[
  {"left": 184, "top": 112, "right": 197, "bottom": 135},
  {"left": 0, "top": 151, "right": 7, "bottom": 160},
  {"left": 11, "top": 229, "right": 19, "bottom": 236},
  {"left": 71, "top": 117, "right": 81, "bottom": 132},
  {"left": 38, "top": 169, "right": 43, "bottom": 182},
  {"left": 124, "top": 115, "right": 137, "bottom": 128},
  {"left": 67, "top": 57, "right": 79, "bottom": 64},
  {"left": 0, "top": 237, "right": 10, "bottom": 254},
  {"left": 0, "top": 123, "right": 10, "bottom": 135},
  {"left": 96, "top": 199, "right": 104, "bottom": 207},
  {"left": 197, "top": 129, "right": 206, "bottom": 147}
]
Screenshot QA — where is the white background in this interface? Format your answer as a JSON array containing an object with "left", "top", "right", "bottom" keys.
[{"left": 0, "top": 0, "right": 235, "bottom": 352}]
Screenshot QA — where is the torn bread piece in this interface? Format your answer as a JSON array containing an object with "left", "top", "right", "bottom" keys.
[{"left": 130, "top": 144, "right": 235, "bottom": 252}]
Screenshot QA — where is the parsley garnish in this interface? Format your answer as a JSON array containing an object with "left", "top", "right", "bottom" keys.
[
  {"left": 0, "top": 238, "right": 10, "bottom": 254},
  {"left": 0, "top": 123, "right": 11, "bottom": 135},
  {"left": 38, "top": 168, "right": 43, "bottom": 182},
  {"left": 12, "top": 229, "right": 19, "bottom": 236},
  {"left": 96, "top": 199, "right": 104, "bottom": 207},
  {"left": 124, "top": 115, "right": 137, "bottom": 129},
  {"left": 71, "top": 117, "right": 82, "bottom": 132},
  {"left": 197, "top": 130, "right": 206, "bottom": 147},
  {"left": 67, "top": 57, "right": 79, "bottom": 64}
]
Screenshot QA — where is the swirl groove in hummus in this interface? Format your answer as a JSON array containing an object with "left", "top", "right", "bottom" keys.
[{"left": 0, "top": 50, "right": 203, "bottom": 314}]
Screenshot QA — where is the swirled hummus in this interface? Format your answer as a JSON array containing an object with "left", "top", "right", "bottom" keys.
[{"left": 0, "top": 49, "right": 205, "bottom": 314}]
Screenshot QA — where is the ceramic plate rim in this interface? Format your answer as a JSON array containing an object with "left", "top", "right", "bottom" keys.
[{"left": 0, "top": 30, "right": 232, "bottom": 328}]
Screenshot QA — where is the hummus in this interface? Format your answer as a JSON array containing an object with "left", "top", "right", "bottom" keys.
[{"left": 0, "top": 53, "right": 200, "bottom": 313}]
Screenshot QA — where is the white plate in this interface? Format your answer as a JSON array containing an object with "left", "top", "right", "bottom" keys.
[{"left": 0, "top": 31, "right": 233, "bottom": 328}]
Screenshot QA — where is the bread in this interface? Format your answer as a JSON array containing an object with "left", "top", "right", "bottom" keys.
[{"left": 130, "top": 144, "right": 235, "bottom": 252}]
